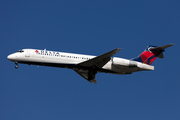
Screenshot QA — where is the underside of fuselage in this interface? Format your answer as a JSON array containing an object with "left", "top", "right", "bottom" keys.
[{"left": 18, "top": 61, "right": 120, "bottom": 74}]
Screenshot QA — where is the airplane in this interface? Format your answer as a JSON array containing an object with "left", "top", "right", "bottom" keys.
[{"left": 7, "top": 44, "right": 174, "bottom": 83}]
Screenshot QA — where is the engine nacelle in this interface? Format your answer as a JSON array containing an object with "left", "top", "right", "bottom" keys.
[{"left": 112, "top": 57, "right": 137, "bottom": 67}]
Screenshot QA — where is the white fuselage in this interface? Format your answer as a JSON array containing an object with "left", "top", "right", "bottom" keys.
[{"left": 7, "top": 49, "right": 154, "bottom": 74}]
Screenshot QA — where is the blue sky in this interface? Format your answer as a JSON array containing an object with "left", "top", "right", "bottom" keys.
[{"left": 1, "top": 0, "right": 180, "bottom": 120}]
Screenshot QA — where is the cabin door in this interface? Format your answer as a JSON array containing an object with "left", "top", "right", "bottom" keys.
[{"left": 25, "top": 50, "right": 30, "bottom": 57}]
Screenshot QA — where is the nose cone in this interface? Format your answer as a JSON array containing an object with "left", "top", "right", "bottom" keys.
[{"left": 7, "top": 54, "right": 17, "bottom": 62}]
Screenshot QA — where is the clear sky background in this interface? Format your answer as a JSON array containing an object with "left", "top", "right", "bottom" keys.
[{"left": 1, "top": 0, "right": 180, "bottom": 120}]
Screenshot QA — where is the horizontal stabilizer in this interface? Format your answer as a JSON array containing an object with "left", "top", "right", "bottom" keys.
[
  {"left": 149, "top": 44, "right": 174, "bottom": 51},
  {"left": 158, "top": 52, "right": 164, "bottom": 58}
]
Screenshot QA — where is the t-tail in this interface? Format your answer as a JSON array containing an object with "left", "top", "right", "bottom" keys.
[{"left": 131, "top": 44, "right": 174, "bottom": 65}]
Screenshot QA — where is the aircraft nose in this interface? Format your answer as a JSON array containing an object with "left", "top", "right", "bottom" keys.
[
  {"left": 7, "top": 54, "right": 17, "bottom": 61},
  {"left": 7, "top": 54, "right": 13, "bottom": 60}
]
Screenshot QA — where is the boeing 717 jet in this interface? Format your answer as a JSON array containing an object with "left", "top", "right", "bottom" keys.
[{"left": 7, "top": 44, "right": 174, "bottom": 83}]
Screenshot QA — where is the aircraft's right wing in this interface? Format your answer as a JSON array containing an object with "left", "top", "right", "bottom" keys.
[
  {"left": 74, "top": 68, "right": 97, "bottom": 83},
  {"left": 74, "top": 48, "right": 121, "bottom": 83}
]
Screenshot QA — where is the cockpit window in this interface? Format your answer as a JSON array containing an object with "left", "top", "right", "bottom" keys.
[{"left": 17, "top": 50, "right": 24, "bottom": 53}]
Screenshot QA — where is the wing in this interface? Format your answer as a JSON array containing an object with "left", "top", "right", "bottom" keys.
[
  {"left": 78, "top": 48, "right": 121, "bottom": 69},
  {"left": 74, "top": 68, "right": 97, "bottom": 83},
  {"left": 74, "top": 48, "right": 121, "bottom": 83}
]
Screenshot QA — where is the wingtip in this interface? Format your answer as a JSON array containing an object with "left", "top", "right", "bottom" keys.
[
  {"left": 117, "top": 48, "right": 122, "bottom": 51},
  {"left": 90, "top": 79, "right": 97, "bottom": 83},
  {"left": 169, "top": 43, "right": 174, "bottom": 46}
]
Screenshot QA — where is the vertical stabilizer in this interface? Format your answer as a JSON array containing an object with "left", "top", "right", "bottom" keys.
[{"left": 131, "top": 44, "right": 174, "bottom": 65}]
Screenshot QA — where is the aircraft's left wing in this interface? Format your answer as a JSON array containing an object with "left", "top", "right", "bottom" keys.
[
  {"left": 78, "top": 48, "right": 121, "bottom": 69},
  {"left": 74, "top": 48, "right": 121, "bottom": 83}
]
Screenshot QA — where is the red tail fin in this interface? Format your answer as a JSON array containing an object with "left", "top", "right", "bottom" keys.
[
  {"left": 137, "top": 50, "right": 160, "bottom": 65},
  {"left": 131, "top": 44, "right": 174, "bottom": 65}
]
